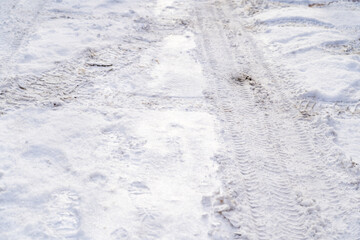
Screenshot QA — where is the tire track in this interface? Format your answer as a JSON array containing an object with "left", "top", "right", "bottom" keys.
[
  {"left": 209, "top": 0, "right": 360, "bottom": 239},
  {"left": 194, "top": 6, "right": 261, "bottom": 238},
  {"left": 0, "top": 0, "right": 22, "bottom": 65},
  {"left": 193, "top": 1, "right": 313, "bottom": 239},
  {"left": 0, "top": 6, "right": 187, "bottom": 115},
  {"left": 0, "top": 0, "right": 46, "bottom": 76},
  {"left": 0, "top": 42, "right": 145, "bottom": 114},
  {"left": 222, "top": 1, "right": 359, "bottom": 236}
]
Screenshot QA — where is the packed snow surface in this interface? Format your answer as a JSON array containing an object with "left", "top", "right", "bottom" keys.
[{"left": 0, "top": 0, "right": 359, "bottom": 239}]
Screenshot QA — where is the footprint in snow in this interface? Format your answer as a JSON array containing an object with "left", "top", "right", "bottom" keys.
[
  {"left": 21, "top": 145, "right": 70, "bottom": 171},
  {"left": 128, "top": 181, "right": 150, "bottom": 195},
  {"left": 111, "top": 227, "right": 130, "bottom": 240},
  {"left": 45, "top": 190, "right": 81, "bottom": 238},
  {"left": 89, "top": 172, "right": 108, "bottom": 185},
  {"left": 0, "top": 172, "right": 5, "bottom": 192}
]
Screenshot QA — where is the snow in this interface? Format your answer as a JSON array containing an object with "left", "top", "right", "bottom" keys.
[
  {"left": 6, "top": 0, "right": 148, "bottom": 76},
  {"left": 0, "top": 0, "right": 360, "bottom": 239},
  {"left": 0, "top": 0, "right": 221, "bottom": 239},
  {"left": 238, "top": 0, "right": 360, "bottom": 165},
  {"left": 0, "top": 92, "right": 219, "bottom": 238},
  {"left": 334, "top": 117, "right": 360, "bottom": 166},
  {"left": 248, "top": 2, "right": 360, "bottom": 102},
  {"left": 150, "top": 32, "right": 205, "bottom": 97}
]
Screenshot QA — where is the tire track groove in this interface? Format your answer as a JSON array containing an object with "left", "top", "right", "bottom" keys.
[{"left": 194, "top": 1, "right": 311, "bottom": 239}]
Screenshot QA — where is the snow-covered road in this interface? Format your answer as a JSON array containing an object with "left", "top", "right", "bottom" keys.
[{"left": 0, "top": 0, "right": 359, "bottom": 239}]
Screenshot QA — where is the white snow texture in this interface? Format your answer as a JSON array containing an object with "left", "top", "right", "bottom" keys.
[{"left": 0, "top": 0, "right": 359, "bottom": 239}]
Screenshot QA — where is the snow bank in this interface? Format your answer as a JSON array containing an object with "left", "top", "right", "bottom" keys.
[{"left": 248, "top": 2, "right": 360, "bottom": 102}]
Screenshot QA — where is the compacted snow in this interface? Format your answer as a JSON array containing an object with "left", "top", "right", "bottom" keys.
[{"left": 0, "top": 0, "right": 359, "bottom": 239}]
